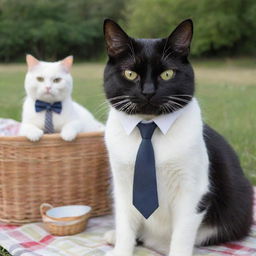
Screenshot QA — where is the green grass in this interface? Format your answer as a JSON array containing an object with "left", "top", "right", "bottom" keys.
[
  {"left": 0, "top": 59, "right": 255, "bottom": 184},
  {"left": 0, "top": 246, "right": 11, "bottom": 256}
]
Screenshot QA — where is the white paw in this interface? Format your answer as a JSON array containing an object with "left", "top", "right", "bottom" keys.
[
  {"left": 104, "top": 230, "right": 116, "bottom": 245},
  {"left": 60, "top": 128, "right": 78, "bottom": 141},
  {"left": 24, "top": 128, "right": 44, "bottom": 142}
]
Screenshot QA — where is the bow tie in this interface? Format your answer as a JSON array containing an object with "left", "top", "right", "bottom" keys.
[
  {"left": 35, "top": 100, "right": 62, "bottom": 114},
  {"left": 35, "top": 100, "right": 62, "bottom": 134}
]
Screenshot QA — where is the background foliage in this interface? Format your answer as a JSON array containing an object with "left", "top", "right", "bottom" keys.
[
  {"left": 0, "top": 0, "right": 125, "bottom": 61},
  {"left": 0, "top": 0, "right": 255, "bottom": 62},
  {"left": 125, "top": 0, "right": 256, "bottom": 56}
]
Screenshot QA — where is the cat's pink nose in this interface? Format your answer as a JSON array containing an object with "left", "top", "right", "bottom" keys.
[{"left": 45, "top": 86, "right": 51, "bottom": 92}]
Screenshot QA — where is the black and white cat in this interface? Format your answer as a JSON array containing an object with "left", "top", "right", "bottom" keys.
[{"left": 103, "top": 19, "right": 253, "bottom": 256}]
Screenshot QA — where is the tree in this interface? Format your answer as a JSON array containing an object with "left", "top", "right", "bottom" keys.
[
  {"left": 0, "top": 0, "right": 126, "bottom": 62},
  {"left": 124, "top": 0, "right": 255, "bottom": 57}
]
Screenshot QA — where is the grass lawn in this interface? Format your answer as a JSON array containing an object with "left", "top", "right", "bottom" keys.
[{"left": 0, "top": 59, "right": 255, "bottom": 184}]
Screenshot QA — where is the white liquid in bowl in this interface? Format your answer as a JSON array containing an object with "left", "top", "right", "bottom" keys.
[{"left": 46, "top": 205, "right": 91, "bottom": 218}]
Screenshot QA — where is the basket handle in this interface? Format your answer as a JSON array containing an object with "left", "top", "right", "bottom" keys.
[{"left": 40, "top": 203, "right": 53, "bottom": 217}]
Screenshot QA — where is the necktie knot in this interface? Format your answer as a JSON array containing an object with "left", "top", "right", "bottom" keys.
[{"left": 137, "top": 122, "right": 157, "bottom": 139}]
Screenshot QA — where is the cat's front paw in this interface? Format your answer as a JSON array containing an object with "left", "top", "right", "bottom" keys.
[
  {"left": 104, "top": 230, "right": 116, "bottom": 245},
  {"left": 23, "top": 128, "right": 44, "bottom": 141},
  {"left": 60, "top": 128, "right": 78, "bottom": 141}
]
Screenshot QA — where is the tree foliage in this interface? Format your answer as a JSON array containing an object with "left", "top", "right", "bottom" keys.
[
  {"left": 0, "top": 0, "right": 255, "bottom": 61},
  {"left": 125, "top": 0, "right": 256, "bottom": 56},
  {"left": 0, "top": 0, "right": 125, "bottom": 61}
]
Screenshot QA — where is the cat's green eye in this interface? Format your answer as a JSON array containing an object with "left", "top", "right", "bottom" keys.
[
  {"left": 124, "top": 70, "right": 138, "bottom": 81},
  {"left": 160, "top": 70, "right": 174, "bottom": 81},
  {"left": 37, "top": 77, "right": 44, "bottom": 82},
  {"left": 53, "top": 78, "right": 62, "bottom": 83}
]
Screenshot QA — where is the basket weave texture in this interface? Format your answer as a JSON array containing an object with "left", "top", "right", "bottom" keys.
[{"left": 0, "top": 132, "right": 111, "bottom": 224}]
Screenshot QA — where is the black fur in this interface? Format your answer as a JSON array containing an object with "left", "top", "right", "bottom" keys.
[
  {"left": 200, "top": 124, "right": 253, "bottom": 245},
  {"left": 103, "top": 19, "right": 253, "bottom": 246},
  {"left": 103, "top": 19, "right": 194, "bottom": 115}
]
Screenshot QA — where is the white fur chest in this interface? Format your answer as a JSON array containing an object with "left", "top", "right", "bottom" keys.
[{"left": 105, "top": 99, "right": 210, "bottom": 252}]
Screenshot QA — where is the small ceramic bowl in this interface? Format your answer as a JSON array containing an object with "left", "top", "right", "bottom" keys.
[{"left": 40, "top": 203, "right": 92, "bottom": 236}]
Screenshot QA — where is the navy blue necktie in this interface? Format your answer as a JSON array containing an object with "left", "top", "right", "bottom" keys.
[
  {"left": 133, "top": 122, "right": 159, "bottom": 219},
  {"left": 35, "top": 100, "right": 62, "bottom": 134}
]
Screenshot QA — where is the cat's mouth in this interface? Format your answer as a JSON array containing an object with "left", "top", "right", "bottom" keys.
[{"left": 44, "top": 91, "right": 54, "bottom": 96}]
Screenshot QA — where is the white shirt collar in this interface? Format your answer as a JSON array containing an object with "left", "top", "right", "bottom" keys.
[{"left": 116, "top": 104, "right": 188, "bottom": 135}]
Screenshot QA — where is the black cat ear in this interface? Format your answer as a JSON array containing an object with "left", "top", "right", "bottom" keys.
[
  {"left": 167, "top": 19, "right": 193, "bottom": 56},
  {"left": 104, "top": 19, "right": 131, "bottom": 57}
]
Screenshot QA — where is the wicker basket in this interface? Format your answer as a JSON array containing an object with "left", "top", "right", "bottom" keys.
[{"left": 0, "top": 132, "right": 111, "bottom": 225}]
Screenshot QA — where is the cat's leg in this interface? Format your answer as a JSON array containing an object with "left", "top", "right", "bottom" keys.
[
  {"left": 169, "top": 191, "right": 206, "bottom": 256},
  {"left": 104, "top": 229, "right": 116, "bottom": 245},
  {"left": 105, "top": 206, "right": 138, "bottom": 256},
  {"left": 105, "top": 170, "right": 140, "bottom": 256},
  {"left": 60, "top": 120, "right": 83, "bottom": 141},
  {"left": 19, "top": 123, "right": 44, "bottom": 141}
]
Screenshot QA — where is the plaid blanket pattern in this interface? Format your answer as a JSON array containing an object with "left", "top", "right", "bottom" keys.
[
  {"left": 0, "top": 189, "right": 255, "bottom": 256},
  {"left": 0, "top": 118, "right": 20, "bottom": 136}
]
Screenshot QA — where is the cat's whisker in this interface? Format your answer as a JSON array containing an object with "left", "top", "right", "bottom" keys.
[
  {"left": 96, "top": 104, "right": 109, "bottom": 113},
  {"left": 163, "top": 104, "right": 170, "bottom": 113},
  {"left": 97, "top": 100, "right": 110, "bottom": 109},
  {"left": 164, "top": 96, "right": 191, "bottom": 104},
  {"left": 164, "top": 100, "right": 181, "bottom": 113},
  {"left": 95, "top": 99, "right": 111, "bottom": 109},
  {"left": 94, "top": 105, "right": 109, "bottom": 119},
  {"left": 131, "top": 103, "right": 137, "bottom": 114},
  {"left": 125, "top": 103, "right": 133, "bottom": 115},
  {"left": 165, "top": 103, "right": 176, "bottom": 113},
  {"left": 125, "top": 102, "right": 132, "bottom": 114},
  {"left": 122, "top": 103, "right": 132, "bottom": 113},
  {"left": 169, "top": 94, "right": 193, "bottom": 98},
  {"left": 111, "top": 99, "right": 130, "bottom": 108},
  {"left": 108, "top": 95, "right": 133, "bottom": 102},
  {"left": 161, "top": 103, "right": 173, "bottom": 114},
  {"left": 160, "top": 105, "right": 167, "bottom": 114},
  {"left": 119, "top": 101, "right": 132, "bottom": 112},
  {"left": 164, "top": 99, "right": 183, "bottom": 109},
  {"left": 95, "top": 104, "right": 108, "bottom": 114},
  {"left": 126, "top": 102, "right": 137, "bottom": 115}
]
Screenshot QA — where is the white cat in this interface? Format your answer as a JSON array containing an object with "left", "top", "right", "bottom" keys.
[{"left": 19, "top": 55, "right": 104, "bottom": 141}]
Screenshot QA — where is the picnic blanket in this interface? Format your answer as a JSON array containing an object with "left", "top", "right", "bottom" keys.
[
  {"left": 0, "top": 118, "right": 20, "bottom": 136},
  {"left": 0, "top": 118, "right": 256, "bottom": 255},
  {"left": 0, "top": 190, "right": 255, "bottom": 256}
]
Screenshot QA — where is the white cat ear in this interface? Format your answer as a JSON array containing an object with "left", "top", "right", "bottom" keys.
[
  {"left": 61, "top": 56, "right": 73, "bottom": 72},
  {"left": 26, "top": 54, "right": 39, "bottom": 70}
]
